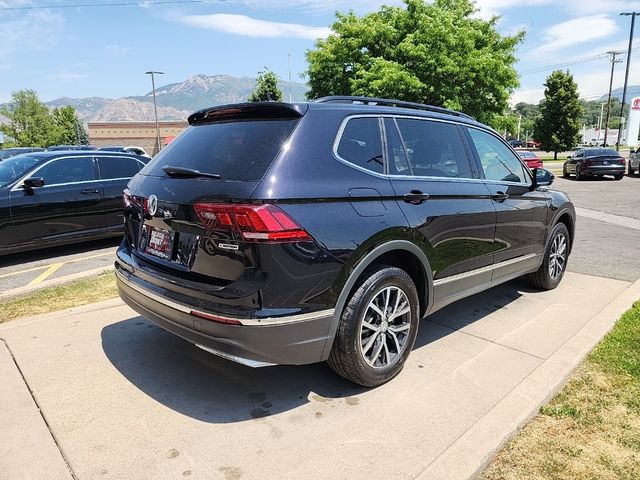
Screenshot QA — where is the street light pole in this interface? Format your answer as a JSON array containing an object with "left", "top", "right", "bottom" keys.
[
  {"left": 145, "top": 70, "right": 164, "bottom": 155},
  {"left": 616, "top": 12, "right": 639, "bottom": 150},
  {"left": 603, "top": 51, "right": 623, "bottom": 147}
]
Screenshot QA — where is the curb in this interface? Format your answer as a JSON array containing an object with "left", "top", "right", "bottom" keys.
[
  {"left": 414, "top": 277, "right": 640, "bottom": 480},
  {"left": 0, "top": 266, "right": 115, "bottom": 302}
]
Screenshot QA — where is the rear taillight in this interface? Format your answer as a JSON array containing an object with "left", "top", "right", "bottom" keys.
[
  {"left": 123, "top": 188, "right": 141, "bottom": 208},
  {"left": 618, "top": 158, "right": 625, "bottom": 165},
  {"left": 193, "top": 203, "right": 312, "bottom": 243}
]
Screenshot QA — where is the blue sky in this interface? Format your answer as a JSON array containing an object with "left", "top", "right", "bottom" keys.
[{"left": 1, "top": 0, "right": 639, "bottom": 105}]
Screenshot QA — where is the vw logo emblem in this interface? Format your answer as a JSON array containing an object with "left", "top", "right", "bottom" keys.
[{"left": 148, "top": 195, "right": 158, "bottom": 216}]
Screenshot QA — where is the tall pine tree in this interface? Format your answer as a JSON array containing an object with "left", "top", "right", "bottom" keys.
[{"left": 534, "top": 70, "right": 583, "bottom": 160}]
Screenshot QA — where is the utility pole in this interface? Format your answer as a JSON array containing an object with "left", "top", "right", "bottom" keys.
[
  {"left": 616, "top": 12, "right": 639, "bottom": 150},
  {"left": 603, "top": 51, "right": 623, "bottom": 147},
  {"left": 517, "top": 114, "right": 522, "bottom": 141},
  {"left": 288, "top": 53, "right": 292, "bottom": 103},
  {"left": 597, "top": 102, "right": 605, "bottom": 143},
  {"left": 145, "top": 70, "right": 164, "bottom": 155}
]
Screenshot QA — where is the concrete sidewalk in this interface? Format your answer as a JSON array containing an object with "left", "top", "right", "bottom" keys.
[{"left": 1, "top": 272, "right": 639, "bottom": 480}]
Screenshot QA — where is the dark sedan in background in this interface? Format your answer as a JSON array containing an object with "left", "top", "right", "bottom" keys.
[
  {"left": 0, "top": 150, "right": 148, "bottom": 255},
  {"left": 0, "top": 147, "right": 45, "bottom": 160},
  {"left": 563, "top": 148, "right": 626, "bottom": 181}
]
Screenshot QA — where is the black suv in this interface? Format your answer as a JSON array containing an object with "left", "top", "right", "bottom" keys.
[{"left": 116, "top": 97, "right": 575, "bottom": 386}]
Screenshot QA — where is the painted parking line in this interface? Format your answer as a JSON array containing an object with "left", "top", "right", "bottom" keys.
[
  {"left": 0, "top": 251, "right": 115, "bottom": 280},
  {"left": 27, "top": 262, "right": 64, "bottom": 286}
]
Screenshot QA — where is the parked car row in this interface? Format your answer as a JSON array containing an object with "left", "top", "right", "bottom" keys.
[
  {"left": 628, "top": 148, "right": 639, "bottom": 176},
  {"left": 0, "top": 145, "right": 150, "bottom": 161},
  {"left": 0, "top": 150, "right": 149, "bottom": 254}
]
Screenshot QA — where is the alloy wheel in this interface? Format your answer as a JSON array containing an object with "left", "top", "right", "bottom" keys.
[
  {"left": 359, "top": 286, "right": 411, "bottom": 368},
  {"left": 548, "top": 233, "right": 567, "bottom": 280}
]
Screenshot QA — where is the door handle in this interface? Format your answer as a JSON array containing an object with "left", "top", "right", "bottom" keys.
[
  {"left": 81, "top": 189, "right": 100, "bottom": 195},
  {"left": 492, "top": 192, "right": 509, "bottom": 202},
  {"left": 403, "top": 190, "right": 430, "bottom": 205}
]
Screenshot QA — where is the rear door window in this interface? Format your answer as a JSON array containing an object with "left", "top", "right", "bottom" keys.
[
  {"left": 98, "top": 156, "right": 143, "bottom": 180},
  {"left": 141, "top": 119, "right": 299, "bottom": 182},
  {"left": 392, "top": 118, "right": 474, "bottom": 179},
  {"left": 335, "top": 117, "right": 384, "bottom": 174}
]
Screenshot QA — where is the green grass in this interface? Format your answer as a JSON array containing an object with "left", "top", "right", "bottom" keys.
[
  {"left": 481, "top": 301, "right": 640, "bottom": 480},
  {"left": 0, "top": 272, "right": 118, "bottom": 324}
]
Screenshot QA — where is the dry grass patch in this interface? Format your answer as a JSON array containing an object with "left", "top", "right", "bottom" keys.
[
  {"left": 481, "top": 302, "right": 640, "bottom": 480},
  {"left": 0, "top": 272, "right": 118, "bottom": 324}
]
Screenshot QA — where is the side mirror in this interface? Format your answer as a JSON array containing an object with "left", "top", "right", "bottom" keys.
[
  {"left": 23, "top": 177, "right": 45, "bottom": 189},
  {"left": 533, "top": 168, "right": 554, "bottom": 187}
]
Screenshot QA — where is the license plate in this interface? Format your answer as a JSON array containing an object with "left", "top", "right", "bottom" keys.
[
  {"left": 603, "top": 161, "right": 609, "bottom": 165},
  {"left": 144, "top": 226, "right": 173, "bottom": 259}
]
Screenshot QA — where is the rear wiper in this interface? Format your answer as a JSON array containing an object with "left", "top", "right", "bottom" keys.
[{"left": 162, "top": 165, "right": 221, "bottom": 179}]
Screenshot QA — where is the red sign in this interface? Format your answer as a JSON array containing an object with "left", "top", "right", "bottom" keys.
[{"left": 633, "top": 98, "right": 640, "bottom": 110}]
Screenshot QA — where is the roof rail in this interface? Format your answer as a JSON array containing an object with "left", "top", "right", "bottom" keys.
[{"left": 313, "top": 96, "right": 475, "bottom": 121}]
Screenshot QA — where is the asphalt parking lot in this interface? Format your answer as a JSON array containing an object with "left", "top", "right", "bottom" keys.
[{"left": 0, "top": 238, "right": 119, "bottom": 297}]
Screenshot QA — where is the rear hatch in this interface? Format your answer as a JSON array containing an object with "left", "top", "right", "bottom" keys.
[{"left": 121, "top": 103, "right": 309, "bottom": 301}]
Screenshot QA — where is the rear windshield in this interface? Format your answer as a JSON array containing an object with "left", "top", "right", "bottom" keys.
[
  {"left": 518, "top": 151, "right": 536, "bottom": 158},
  {"left": 586, "top": 149, "right": 619, "bottom": 157},
  {"left": 140, "top": 118, "right": 299, "bottom": 181}
]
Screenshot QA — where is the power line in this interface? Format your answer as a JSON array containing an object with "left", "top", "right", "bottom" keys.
[
  {"left": 519, "top": 46, "right": 640, "bottom": 76},
  {"left": 0, "top": 0, "right": 209, "bottom": 11}
]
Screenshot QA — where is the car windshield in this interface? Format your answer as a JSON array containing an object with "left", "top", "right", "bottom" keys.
[
  {"left": 0, "top": 155, "right": 41, "bottom": 187},
  {"left": 518, "top": 152, "right": 536, "bottom": 158},
  {"left": 586, "top": 149, "right": 619, "bottom": 157}
]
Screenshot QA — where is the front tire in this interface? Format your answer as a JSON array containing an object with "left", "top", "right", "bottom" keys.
[
  {"left": 328, "top": 265, "right": 420, "bottom": 387},
  {"left": 575, "top": 166, "right": 582, "bottom": 181},
  {"left": 629, "top": 162, "right": 635, "bottom": 176},
  {"left": 525, "top": 223, "right": 570, "bottom": 290},
  {"left": 562, "top": 166, "right": 569, "bottom": 178}
]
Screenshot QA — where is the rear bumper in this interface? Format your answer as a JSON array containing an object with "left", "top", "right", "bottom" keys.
[
  {"left": 115, "top": 266, "right": 336, "bottom": 367},
  {"left": 582, "top": 166, "right": 625, "bottom": 175}
]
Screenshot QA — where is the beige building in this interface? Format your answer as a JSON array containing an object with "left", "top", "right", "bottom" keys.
[{"left": 88, "top": 121, "right": 188, "bottom": 156}]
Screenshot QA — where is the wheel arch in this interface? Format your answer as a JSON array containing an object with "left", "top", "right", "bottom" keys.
[
  {"left": 554, "top": 210, "right": 575, "bottom": 252},
  {"left": 320, "top": 240, "right": 433, "bottom": 361}
]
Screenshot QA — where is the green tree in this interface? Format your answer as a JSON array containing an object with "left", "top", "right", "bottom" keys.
[
  {"left": 50, "top": 106, "right": 89, "bottom": 145},
  {"left": 489, "top": 114, "right": 518, "bottom": 138},
  {"left": 305, "top": 0, "right": 524, "bottom": 123},
  {"left": 534, "top": 70, "right": 583, "bottom": 160},
  {"left": 248, "top": 69, "right": 284, "bottom": 102},
  {"left": 0, "top": 89, "right": 55, "bottom": 147}
]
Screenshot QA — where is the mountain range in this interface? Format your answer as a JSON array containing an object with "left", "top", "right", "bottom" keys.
[{"left": 45, "top": 74, "right": 309, "bottom": 123}]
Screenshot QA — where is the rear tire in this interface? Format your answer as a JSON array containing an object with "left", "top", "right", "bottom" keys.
[
  {"left": 328, "top": 265, "right": 420, "bottom": 387},
  {"left": 525, "top": 223, "right": 570, "bottom": 290},
  {"left": 575, "top": 167, "right": 582, "bottom": 181},
  {"left": 614, "top": 173, "right": 623, "bottom": 180}
]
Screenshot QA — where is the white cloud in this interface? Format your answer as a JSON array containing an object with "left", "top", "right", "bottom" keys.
[
  {"left": 232, "top": 0, "right": 399, "bottom": 14},
  {"left": 104, "top": 45, "right": 130, "bottom": 56},
  {"left": 563, "top": 0, "right": 640, "bottom": 14},
  {"left": 0, "top": 8, "right": 64, "bottom": 56},
  {"left": 180, "top": 13, "right": 332, "bottom": 39},
  {"left": 511, "top": 88, "right": 545, "bottom": 105},
  {"left": 51, "top": 70, "right": 87, "bottom": 81},
  {"left": 533, "top": 15, "right": 618, "bottom": 55},
  {"left": 472, "top": 0, "right": 552, "bottom": 19}
]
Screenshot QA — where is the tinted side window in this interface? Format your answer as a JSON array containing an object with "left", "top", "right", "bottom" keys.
[
  {"left": 467, "top": 128, "right": 528, "bottom": 183},
  {"left": 336, "top": 117, "right": 384, "bottom": 174},
  {"left": 394, "top": 118, "right": 473, "bottom": 179},
  {"left": 99, "top": 156, "right": 141, "bottom": 180},
  {"left": 37, "top": 157, "right": 96, "bottom": 185}
]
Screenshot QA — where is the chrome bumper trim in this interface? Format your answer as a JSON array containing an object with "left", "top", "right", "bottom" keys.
[
  {"left": 195, "top": 344, "right": 276, "bottom": 368},
  {"left": 116, "top": 269, "right": 335, "bottom": 326}
]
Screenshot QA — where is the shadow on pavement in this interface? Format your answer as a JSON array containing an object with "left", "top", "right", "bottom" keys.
[{"left": 101, "top": 280, "right": 525, "bottom": 424}]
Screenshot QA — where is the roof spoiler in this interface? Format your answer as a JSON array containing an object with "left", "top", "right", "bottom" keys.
[{"left": 188, "top": 102, "right": 308, "bottom": 125}]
